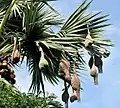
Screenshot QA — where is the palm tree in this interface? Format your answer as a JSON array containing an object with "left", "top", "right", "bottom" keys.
[{"left": 0, "top": 0, "right": 112, "bottom": 106}]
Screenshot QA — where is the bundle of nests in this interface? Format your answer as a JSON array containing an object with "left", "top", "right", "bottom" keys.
[
  {"left": 0, "top": 37, "right": 21, "bottom": 85},
  {"left": 59, "top": 54, "right": 103, "bottom": 106},
  {"left": 58, "top": 58, "right": 81, "bottom": 104},
  {"left": 88, "top": 55, "right": 103, "bottom": 85},
  {"left": 0, "top": 57, "right": 16, "bottom": 84}
]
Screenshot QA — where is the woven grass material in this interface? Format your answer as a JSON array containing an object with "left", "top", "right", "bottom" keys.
[{"left": 58, "top": 58, "right": 71, "bottom": 82}]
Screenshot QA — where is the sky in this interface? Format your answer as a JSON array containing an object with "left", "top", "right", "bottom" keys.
[{"left": 14, "top": 0, "right": 120, "bottom": 108}]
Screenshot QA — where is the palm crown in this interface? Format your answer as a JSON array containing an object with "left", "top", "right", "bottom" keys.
[{"left": 0, "top": 0, "right": 112, "bottom": 98}]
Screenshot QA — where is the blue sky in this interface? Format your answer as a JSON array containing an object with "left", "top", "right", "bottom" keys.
[{"left": 14, "top": 0, "right": 120, "bottom": 108}]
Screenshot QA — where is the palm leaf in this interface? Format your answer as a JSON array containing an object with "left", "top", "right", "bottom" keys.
[
  {"left": 0, "top": 0, "right": 11, "bottom": 9},
  {"left": 21, "top": 2, "right": 62, "bottom": 40},
  {"left": 58, "top": 0, "right": 112, "bottom": 58}
]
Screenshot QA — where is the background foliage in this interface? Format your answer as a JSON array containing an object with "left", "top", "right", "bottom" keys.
[{"left": 0, "top": 79, "right": 63, "bottom": 108}]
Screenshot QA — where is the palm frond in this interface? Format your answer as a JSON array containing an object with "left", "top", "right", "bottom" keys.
[
  {"left": 22, "top": 1, "right": 63, "bottom": 41},
  {"left": 0, "top": 0, "right": 17, "bottom": 32},
  {"left": 0, "top": 9, "right": 6, "bottom": 22},
  {"left": 28, "top": 57, "right": 45, "bottom": 95},
  {"left": 0, "top": 44, "right": 13, "bottom": 57},
  {"left": 0, "top": 0, "right": 11, "bottom": 9},
  {"left": 57, "top": 0, "right": 112, "bottom": 58}
]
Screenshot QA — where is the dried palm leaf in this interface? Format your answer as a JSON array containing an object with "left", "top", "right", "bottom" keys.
[{"left": 38, "top": 46, "right": 48, "bottom": 69}]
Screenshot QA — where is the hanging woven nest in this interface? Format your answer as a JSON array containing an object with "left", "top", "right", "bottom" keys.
[
  {"left": 0, "top": 55, "right": 16, "bottom": 85},
  {"left": 2, "top": 58, "right": 8, "bottom": 69},
  {"left": 11, "top": 37, "right": 20, "bottom": 64},
  {"left": 58, "top": 58, "right": 71, "bottom": 83},
  {"left": 10, "top": 73, "right": 16, "bottom": 79},
  {"left": 90, "top": 56, "right": 99, "bottom": 85},
  {"left": 84, "top": 24, "right": 93, "bottom": 48},
  {"left": 70, "top": 92, "right": 78, "bottom": 103},
  {"left": 70, "top": 56, "right": 81, "bottom": 103},
  {"left": 61, "top": 80, "right": 69, "bottom": 108},
  {"left": 94, "top": 55, "right": 103, "bottom": 73},
  {"left": 70, "top": 73, "right": 80, "bottom": 102},
  {"left": 88, "top": 56, "right": 93, "bottom": 69},
  {"left": 62, "top": 90, "right": 69, "bottom": 103},
  {"left": 38, "top": 47, "right": 48, "bottom": 69}
]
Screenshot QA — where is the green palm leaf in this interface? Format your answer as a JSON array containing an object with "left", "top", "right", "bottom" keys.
[{"left": 58, "top": 0, "right": 112, "bottom": 58}]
